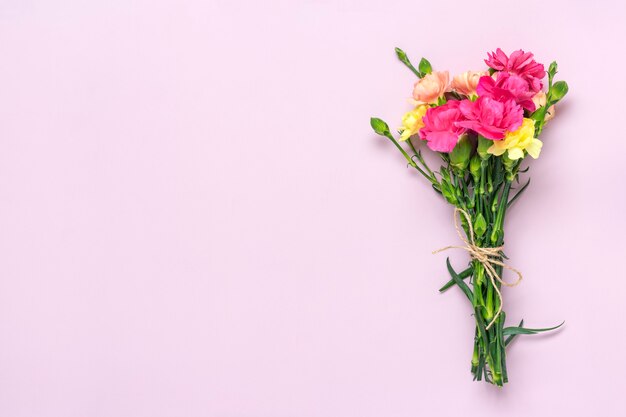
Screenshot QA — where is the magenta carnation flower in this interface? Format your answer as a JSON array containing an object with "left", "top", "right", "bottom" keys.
[
  {"left": 477, "top": 73, "right": 537, "bottom": 112},
  {"left": 485, "top": 48, "right": 545, "bottom": 93},
  {"left": 418, "top": 100, "right": 467, "bottom": 152},
  {"left": 457, "top": 96, "right": 523, "bottom": 140}
]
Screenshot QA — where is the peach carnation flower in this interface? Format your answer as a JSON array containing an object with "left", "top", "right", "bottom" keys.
[
  {"left": 412, "top": 71, "right": 449, "bottom": 104},
  {"left": 450, "top": 71, "right": 486, "bottom": 96}
]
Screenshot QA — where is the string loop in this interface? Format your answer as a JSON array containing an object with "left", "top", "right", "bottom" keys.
[{"left": 433, "top": 208, "right": 522, "bottom": 330}]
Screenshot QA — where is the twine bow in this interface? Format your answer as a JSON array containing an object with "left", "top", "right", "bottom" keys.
[{"left": 433, "top": 208, "right": 523, "bottom": 330}]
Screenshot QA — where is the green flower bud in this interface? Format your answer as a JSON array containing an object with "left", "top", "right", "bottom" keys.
[
  {"left": 418, "top": 57, "right": 432, "bottom": 75},
  {"left": 473, "top": 213, "right": 487, "bottom": 238},
  {"left": 370, "top": 117, "right": 390, "bottom": 136},
  {"left": 395, "top": 47, "right": 409, "bottom": 65},
  {"left": 396, "top": 47, "right": 409, "bottom": 62},
  {"left": 395, "top": 47, "right": 422, "bottom": 78},
  {"left": 439, "top": 180, "right": 457, "bottom": 205},
  {"left": 548, "top": 61, "right": 558, "bottom": 76},
  {"left": 490, "top": 229, "right": 502, "bottom": 246},
  {"left": 550, "top": 81, "right": 568, "bottom": 103},
  {"left": 449, "top": 134, "right": 472, "bottom": 171}
]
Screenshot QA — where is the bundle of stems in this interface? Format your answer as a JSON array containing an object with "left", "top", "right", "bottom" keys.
[{"left": 373, "top": 128, "right": 562, "bottom": 386}]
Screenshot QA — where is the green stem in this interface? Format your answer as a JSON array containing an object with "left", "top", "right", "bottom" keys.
[
  {"left": 441, "top": 158, "right": 519, "bottom": 386},
  {"left": 407, "top": 139, "right": 436, "bottom": 179}
]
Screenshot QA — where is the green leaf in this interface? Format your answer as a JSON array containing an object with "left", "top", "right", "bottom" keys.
[
  {"left": 505, "top": 319, "right": 524, "bottom": 347},
  {"left": 502, "top": 321, "right": 564, "bottom": 336},
  {"left": 548, "top": 61, "right": 558, "bottom": 76},
  {"left": 446, "top": 258, "right": 473, "bottom": 303},
  {"left": 550, "top": 81, "right": 568, "bottom": 103},
  {"left": 499, "top": 313, "right": 508, "bottom": 383},
  {"left": 370, "top": 117, "right": 390, "bottom": 136},
  {"left": 531, "top": 106, "right": 546, "bottom": 120},
  {"left": 394, "top": 47, "right": 422, "bottom": 78},
  {"left": 474, "top": 307, "right": 489, "bottom": 375},
  {"left": 507, "top": 178, "right": 531, "bottom": 208},
  {"left": 418, "top": 57, "right": 432, "bottom": 75},
  {"left": 438, "top": 266, "right": 472, "bottom": 292},
  {"left": 473, "top": 213, "right": 487, "bottom": 237}
]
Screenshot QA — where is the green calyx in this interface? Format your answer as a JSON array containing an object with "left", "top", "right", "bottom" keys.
[
  {"left": 477, "top": 135, "right": 492, "bottom": 160},
  {"left": 450, "top": 135, "right": 473, "bottom": 171}
]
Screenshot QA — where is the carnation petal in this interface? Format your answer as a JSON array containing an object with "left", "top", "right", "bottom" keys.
[
  {"left": 425, "top": 131, "right": 459, "bottom": 152},
  {"left": 507, "top": 148, "right": 525, "bottom": 160},
  {"left": 487, "top": 143, "right": 506, "bottom": 156},
  {"left": 526, "top": 138, "right": 543, "bottom": 159}
]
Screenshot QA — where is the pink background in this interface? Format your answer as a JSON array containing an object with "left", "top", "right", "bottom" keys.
[{"left": 1, "top": 0, "right": 625, "bottom": 416}]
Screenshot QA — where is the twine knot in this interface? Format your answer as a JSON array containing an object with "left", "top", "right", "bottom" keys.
[{"left": 433, "top": 208, "right": 522, "bottom": 330}]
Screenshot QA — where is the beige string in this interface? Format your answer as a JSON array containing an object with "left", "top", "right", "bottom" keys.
[{"left": 433, "top": 208, "right": 522, "bottom": 330}]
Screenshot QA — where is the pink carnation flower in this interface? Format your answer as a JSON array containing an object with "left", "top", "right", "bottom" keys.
[
  {"left": 457, "top": 96, "right": 523, "bottom": 140},
  {"left": 485, "top": 48, "right": 545, "bottom": 93},
  {"left": 418, "top": 100, "right": 467, "bottom": 152},
  {"left": 477, "top": 73, "right": 536, "bottom": 112}
]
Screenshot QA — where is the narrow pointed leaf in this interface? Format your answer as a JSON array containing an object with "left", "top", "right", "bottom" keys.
[
  {"left": 505, "top": 319, "right": 524, "bottom": 347},
  {"left": 446, "top": 258, "right": 473, "bottom": 303},
  {"left": 502, "top": 321, "right": 564, "bottom": 336},
  {"left": 439, "top": 266, "right": 472, "bottom": 292},
  {"left": 499, "top": 313, "right": 509, "bottom": 382},
  {"left": 507, "top": 178, "right": 531, "bottom": 208}
]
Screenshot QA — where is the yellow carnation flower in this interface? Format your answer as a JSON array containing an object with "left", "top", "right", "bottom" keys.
[
  {"left": 399, "top": 105, "right": 428, "bottom": 141},
  {"left": 487, "top": 118, "right": 543, "bottom": 160}
]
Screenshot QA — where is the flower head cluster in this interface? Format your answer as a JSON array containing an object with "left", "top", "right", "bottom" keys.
[{"left": 396, "top": 48, "right": 560, "bottom": 162}]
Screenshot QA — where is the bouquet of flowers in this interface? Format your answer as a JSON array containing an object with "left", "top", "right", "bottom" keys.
[{"left": 370, "top": 48, "right": 568, "bottom": 386}]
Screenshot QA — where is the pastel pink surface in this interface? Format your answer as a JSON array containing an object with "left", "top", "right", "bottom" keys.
[{"left": 0, "top": 1, "right": 624, "bottom": 416}]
